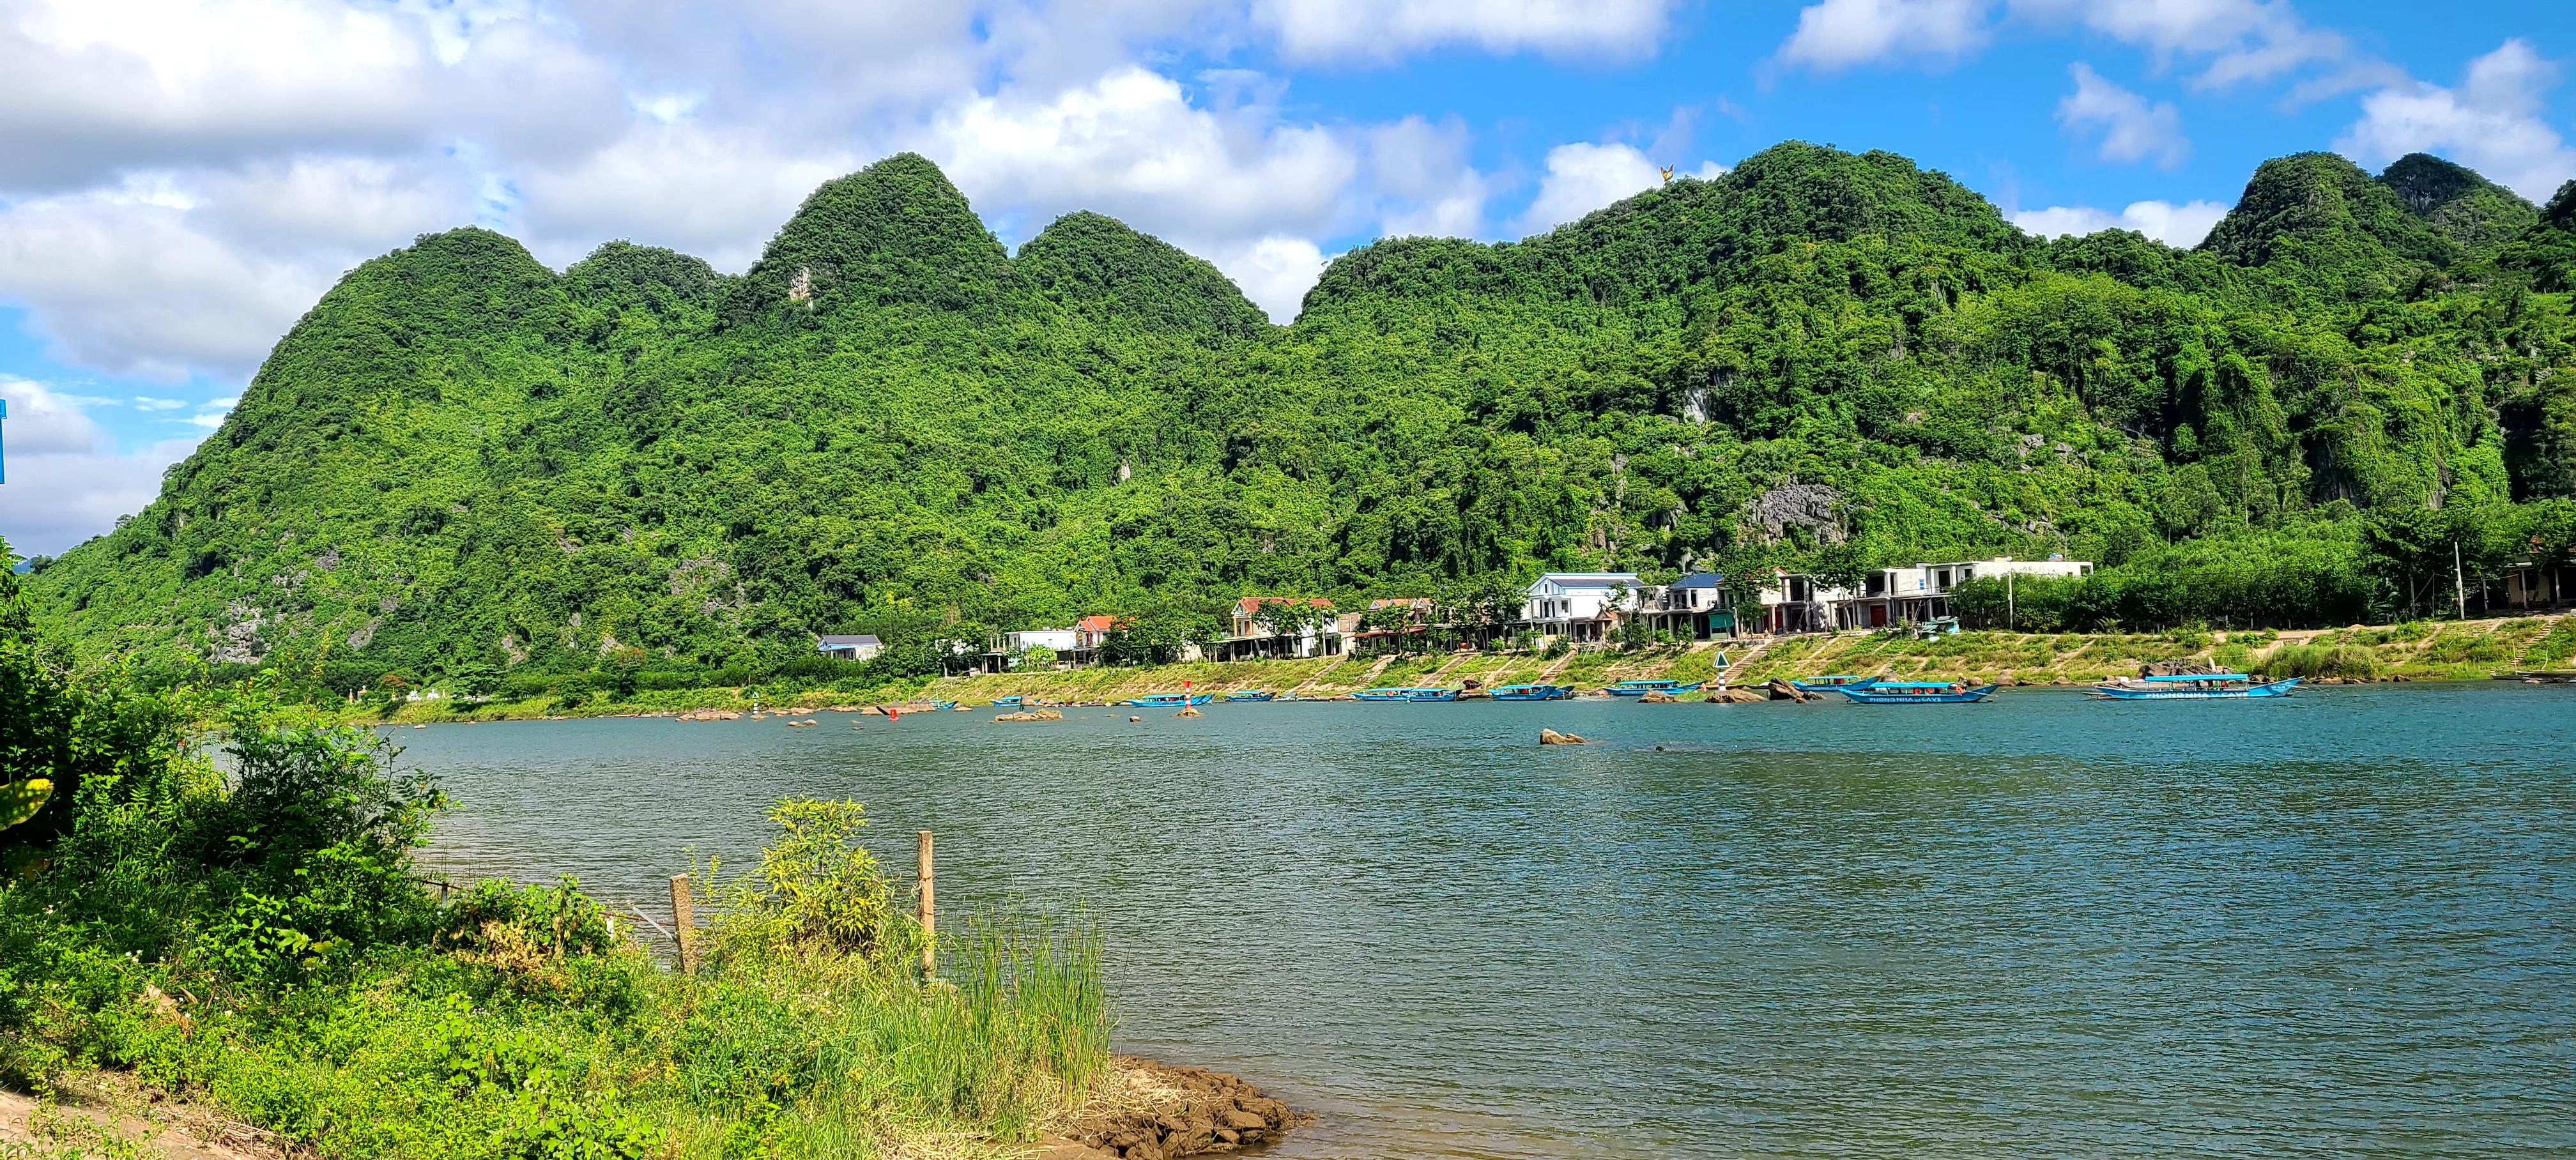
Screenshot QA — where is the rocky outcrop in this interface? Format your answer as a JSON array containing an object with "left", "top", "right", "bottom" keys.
[
  {"left": 1637, "top": 691, "right": 1678, "bottom": 703},
  {"left": 997, "top": 709, "right": 1065, "bottom": 722},
  {"left": 1705, "top": 685, "right": 1768, "bottom": 703},
  {"left": 676, "top": 708, "right": 741, "bottom": 721},
  {"left": 1766, "top": 680, "right": 1818, "bottom": 701},
  {"left": 1046, "top": 1057, "right": 1301, "bottom": 1159},
  {"left": 1538, "top": 728, "right": 1588, "bottom": 745}
]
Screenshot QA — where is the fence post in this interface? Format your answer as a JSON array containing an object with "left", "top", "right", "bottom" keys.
[
  {"left": 917, "top": 830, "right": 937, "bottom": 979},
  {"left": 668, "top": 873, "right": 698, "bottom": 975}
]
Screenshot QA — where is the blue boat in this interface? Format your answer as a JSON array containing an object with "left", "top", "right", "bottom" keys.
[
  {"left": 1839, "top": 681, "right": 1997, "bottom": 704},
  {"left": 990, "top": 695, "right": 1025, "bottom": 708},
  {"left": 1222, "top": 691, "right": 1275, "bottom": 703},
  {"left": 1124, "top": 692, "right": 1213, "bottom": 708},
  {"left": 2092, "top": 673, "right": 2299, "bottom": 699},
  {"left": 1604, "top": 680, "right": 1703, "bottom": 698},
  {"left": 929, "top": 700, "right": 960, "bottom": 711},
  {"left": 1354, "top": 687, "right": 1459, "bottom": 702},
  {"left": 1490, "top": 683, "right": 1575, "bottom": 701},
  {"left": 1789, "top": 675, "right": 1879, "bottom": 694}
]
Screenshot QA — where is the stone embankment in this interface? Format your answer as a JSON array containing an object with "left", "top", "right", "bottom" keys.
[{"left": 1040, "top": 1057, "right": 1302, "bottom": 1159}]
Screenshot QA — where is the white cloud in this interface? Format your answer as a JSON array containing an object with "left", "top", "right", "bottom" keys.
[
  {"left": 1776, "top": 0, "right": 1990, "bottom": 71},
  {"left": 926, "top": 67, "right": 1358, "bottom": 248},
  {"left": 132, "top": 396, "right": 187, "bottom": 410},
  {"left": 1253, "top": 0, "right": 1676, "bottom": 63},
  {"left": 1195, "top": 235, "right": 1331, "bottom": 322},
  {"left": 2337, "top": 39, "right": 2576, "bottom": 202},
  {"left": 510, "top": 123, "right": 861, "bottom": 271},
  {"left": 1368, "top": 116, "right": 1491, "bottom": 240},
  {"left": 1515, "top": 142, "right": 1717, "bottom": 234},
  {"left": 2058, "top": 63, "right": 2189, "bottom": 169},
  {"left": 2011, "top": 0, "right": 2352, "bottom": 89},
  {"left": 0, "top": 378, "right": 201, "bottom": 556},
  {"left": 0, "top": 162, "right": 473, "bottom": 379},
  {"left": 2013, "top": 199, "right": 2230, "bottom": 247}
]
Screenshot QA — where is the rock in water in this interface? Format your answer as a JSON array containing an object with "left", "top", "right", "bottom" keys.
[
  {"left": 1175, "top": 706, "right": 1202, "bottom": 717},
  {"left": 1538, "top": 728, "right": 1588, "bottom": 745}
]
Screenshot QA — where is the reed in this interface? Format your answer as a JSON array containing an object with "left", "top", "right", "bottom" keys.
[{"left": 2263, "top": 643, "right": 2379, "bottom": 680}]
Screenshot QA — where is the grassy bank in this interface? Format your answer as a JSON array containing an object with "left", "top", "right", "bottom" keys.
[
  {"left": 346, "top": 613, "right": 2576, "bottom": 725},
  {"left": 4, "top": 565, "right": 1119, "bottom": 1159}
]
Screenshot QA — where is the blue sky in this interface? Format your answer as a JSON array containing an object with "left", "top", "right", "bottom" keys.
[{"left": 2, "top": 0, "right": 2572, "bottom": 556}]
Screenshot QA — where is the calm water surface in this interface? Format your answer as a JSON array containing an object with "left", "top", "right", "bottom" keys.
[{"left": 395, "top": 684, "right": 2576, "bottom": 1158}]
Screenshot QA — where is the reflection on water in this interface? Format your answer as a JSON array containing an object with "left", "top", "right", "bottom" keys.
[{"left": 399, "top": 684, "right": 2576, "bottom": 1158}]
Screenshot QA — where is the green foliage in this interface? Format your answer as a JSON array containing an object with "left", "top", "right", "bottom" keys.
[
  {"left": 2264, "top": 643, "right": 2381, "bottom": 680},
  {"left": 705, "top": 798, "right": 906, "bottom": 966},
  {"left": 24, "top": 142, "right": 2576, "bottom": 696}
]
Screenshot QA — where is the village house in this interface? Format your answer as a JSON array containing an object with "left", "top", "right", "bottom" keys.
[
  {"left": 1747, "top": 572, "right": 1853, "bottom": 635},
  {"left": 1641, "top": 572, "right": 1735, "bottom": 639},
  {"left": 1836, "top": 556, "right": 2095, "bottom": 629},
  {"left": 2503, "top": 559, "right": 2566, "bottom": 610},
  {"left": 1213, "top": 597, "right": 1342, "bottom": 662},
  {"left": 1523, "top": 572, "right": 1643, "bottom": 641},
  {"left": 815, "top": 634, "right": 882, "bottom": 661},
  {"left": 1349, "top": 597, "right": 1433, "bottom": 651}
]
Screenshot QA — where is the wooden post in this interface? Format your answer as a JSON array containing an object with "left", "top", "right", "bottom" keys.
[
  {"left": 668, "top": 873, "right": 698, "bottom": 975},
  {"left": 917, "top": 830, "right": 937, "bottom": 979}
]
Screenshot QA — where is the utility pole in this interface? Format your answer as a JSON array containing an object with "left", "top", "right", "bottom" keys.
[
  {"left": 2007, "top": 570, "right": 2015, "bottom": 630},
  {"left": 2454, "top": 540, "right": 2467, "bottom": 621}
]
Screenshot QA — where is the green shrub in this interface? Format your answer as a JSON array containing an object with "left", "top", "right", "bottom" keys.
[{"left": 2264, "top": 643, "right": 2379, "bottom": 680}]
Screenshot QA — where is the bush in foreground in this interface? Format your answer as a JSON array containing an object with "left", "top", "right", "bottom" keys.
[{"left": 0, "top": 541, "right": 1112, "bottom": 1158}]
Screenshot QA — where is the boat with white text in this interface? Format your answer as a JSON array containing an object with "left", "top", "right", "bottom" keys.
[
  {"left": 2092, "top": 673, "right": 2299, "bottom": 699},
  {"left": 1839, "top": 681, "right": 1997, "bottom": 704}
]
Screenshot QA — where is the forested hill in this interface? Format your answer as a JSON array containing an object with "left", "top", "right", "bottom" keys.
[{"left": 17, "top": 142, "right": 2576, "bottom": 690}]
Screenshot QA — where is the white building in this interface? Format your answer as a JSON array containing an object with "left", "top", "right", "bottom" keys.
[
  {"left": 1003, "top": 628, "right": 1080, "bottom": 653},
  {"left": 1841, "top": 557, "right": 2094, "bottom": 629},
  {"left": 1524, "top": 572, "right": 1643, "bottom": 641},
  {"left": 816, "top": 634, "right": 883, "bottom": 660}
]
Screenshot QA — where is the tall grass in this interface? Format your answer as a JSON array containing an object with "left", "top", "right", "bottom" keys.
[{"left": 2263, "top": 643, "right": 2379, "bottom": 680}]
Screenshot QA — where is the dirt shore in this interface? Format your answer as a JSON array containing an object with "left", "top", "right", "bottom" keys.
[{"left": 1037, "top": 1057, "right": 1305, "bottom": 1159}]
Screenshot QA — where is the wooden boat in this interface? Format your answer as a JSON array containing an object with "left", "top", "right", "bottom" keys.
[
  {"left": 1490, "top": 683, "right": 1575, "bottom": 701},
  {"left": 2092, "top": 673, "right": 2299, "bottom": 699},
  {"left": 1124, "top": 692, "right": 1212, "bottom": 708},
  {"left": 1789, "top": 675, "right": 1878, "bottom": 694},
  {"left": 1354, "top": 687, "right": 1458, "bottom": 702},
  {"left": 1839, "top": 681, "right": 1997, "bottom": 704},
  {"left": 1604, "top": 679, "right": 1701, "bottom": 698},
  {"left": 1222, "top": 691, "right": 1275, "bottom": 702}
]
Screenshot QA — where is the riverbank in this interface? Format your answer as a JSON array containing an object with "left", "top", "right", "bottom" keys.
[{"left": 348, "top": 613, "right": 2575, "bottom": 724}]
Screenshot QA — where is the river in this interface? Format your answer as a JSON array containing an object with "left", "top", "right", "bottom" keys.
[{"left": 395, "top": 683, "right": 2576, "bottom": 1158}]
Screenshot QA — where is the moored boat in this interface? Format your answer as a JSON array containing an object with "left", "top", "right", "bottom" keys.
[
  {"left": 1222, "top": 691, "right": 1276, "bottom": 702},
  {"left": 990, "top": 694, "right": 1025, "bottom": 708},
  {"left": 1839, "top": 681, "right": 1997, "bottom": 703},
  {"left": 1604, "top": 679, "right": 1703, "bottom": 697},
  {"left": 1124, "top": 692, "right": 1213, "bottom": 708},
  {"left": 1491, "top": 683, "right": 1575, "bottom": 701},
  {"left": 2092, "top": 673, "right": 2299, "bottom": 699},
  {"left": 1354, "top": 687, "right": 1459, "bottom": 702},
  {"left": 1789, "top": 675, "right": 1878, "bottom": 694}
]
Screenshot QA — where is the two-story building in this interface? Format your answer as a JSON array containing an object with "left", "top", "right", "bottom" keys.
[
  {"left": 1524, "top": 572, "right": 1643, "bottom": 641},
  {"left": 1642, "top": 572, "right": 1735, "bottom": 639},
  {"left": 1749, "top": 572, "right": 1854, "bottom": 635},
  {"left": 1838, "top": 556, "right": 2095, "bottom": 629},
  {"left": 1213, "top": 597, "right": 1342, "bottom": 662}
]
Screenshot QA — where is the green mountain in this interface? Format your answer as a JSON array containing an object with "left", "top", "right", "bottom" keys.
[{"left": 17, "top": 143, "right": 2576, "bottom": 689}]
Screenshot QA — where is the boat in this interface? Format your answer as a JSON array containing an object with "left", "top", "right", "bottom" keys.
[
  {"left": 929, "top": 700, "right": 960, "bottom": 711},
  {"left": 1604, "top": 680, "right": 1702, "bottom": 698},
  {"left": 1124, "top": 692, "right": 1213, "bottom": 708},
  {"left": 1222, "top": 691, "right": 1275, "bottom": 702},
  {"left": 990, "top": 695, "right": 1025, "bottom": 708},
  {"left": 1788, "top": 675, "right": 1878, "bottom": 694},
  {"left": 1839, "top": 681, "right": 1997, "bottom": 704},
  {"left": 1490, "top": 683, "right": 1576, "bottom": 701},
  {"left": 1353, "top": 687, "right": 1459, "bottom": 702},
  {"left": 2091, "top": 673, "right": 2299, "bottom": 699}
]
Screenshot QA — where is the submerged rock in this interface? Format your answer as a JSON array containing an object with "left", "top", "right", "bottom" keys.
[{"left": 1538, "top": 728, "right": 1588, "bottom": 745}]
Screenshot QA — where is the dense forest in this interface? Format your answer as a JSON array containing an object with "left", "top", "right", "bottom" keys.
[{"left": 17, "top": 141, "right": 2576, "bottom": 692}]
